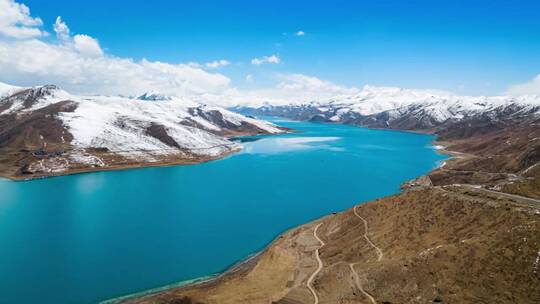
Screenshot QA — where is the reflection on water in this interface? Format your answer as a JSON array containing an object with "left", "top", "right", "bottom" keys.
[
  {"left": 229, "top": 136, "right": 262, "bottom": 143},
  {"left": 356, "top": 144, "right": 395, "bottom": 151},
  {"left": 242, "top": 136, "right": 341, "bottom": 154},
  {"left": 76, "top": 173, "right": 106, "bottom": 195}
]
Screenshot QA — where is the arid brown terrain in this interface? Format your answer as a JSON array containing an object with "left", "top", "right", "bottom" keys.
[
  {"left": 118, "top": 186, "right": 540, "bottom": 304},
  {"left": 116, "top": 111, "right": 540, "bottom": 304}
]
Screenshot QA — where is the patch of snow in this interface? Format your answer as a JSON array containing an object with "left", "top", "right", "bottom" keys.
[
  {"left": 69, "top": 151, "right": 105, "bottom": 167},
  {"left": 205, "top": 106, "right": 282, "bottom": 133},
  {"left": 28, "top": 157, "right": 70, "bottom": 173},
  {"left": 329, "top": 115, "right": 340, "bottom": 122}
]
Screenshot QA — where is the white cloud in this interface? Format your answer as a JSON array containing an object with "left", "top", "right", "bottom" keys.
[
  {"left": 0, "top": 0, "right": 355, "bottom": 107},
  {"left": 245, "top": 74, "right": 253, "bottom": 82},
  {"left": 181, "top": 60, "right": 231, "bottom": 69},
  {"left": 53, "top": 16, "right": 70, "bottom": 41},
  {"left": 53, "top": 17, "right": 103, "bottom": 57},
  {"left": 0, "top": 1, "right": 231, "bottom": 97},
  {"left": 276, "top": 74, "right": 359, "bottom": 96},
  {"left": 205, "top": 59, "right": 230, "bottom": 69},
  {"left": 296, "top": 30, "right": 305, "bottom": 36},
  {"left": 207, "top": 73, "right": 360, "bottom": 107},
  {"left": 506, "top": 74, "right": 540, "bottom": 95},
  {"left": 0, "top": 39, "right": 231, "bottom": 96},
  {"left": 186, "top": 61, "right": 202, "bottom": 68},
  {"left": 0, "top": 0, "right": 45, "bottom": 39},
  {"left": 251, "top": 54, "right": 280, "bottom": 65},
  {"left": 73, "top": 34, "right": 103, "bottom": 57}
]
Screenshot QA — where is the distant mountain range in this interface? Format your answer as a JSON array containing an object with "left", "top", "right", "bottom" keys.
[
  {"left": 2, "top": 82, "right": 539, "bottom": 180},
  {"left": 0, "top": 83, "right": 284, "bottom": 179},
  {"left": 232, "top": 85, "right": 540, "bottom": 139},
  {"left": 232, "top": 85, "right": 540, "bottom": 196}
]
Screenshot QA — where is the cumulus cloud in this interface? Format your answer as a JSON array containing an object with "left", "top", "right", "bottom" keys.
[
  {"left": 0, "top": 39, "right": 231, "bottom": 95},
  {"left": 251, "top": 54, "right": 280, "bottom": 65},
  {"left": 276, "top": 74, "right": 359, "bottom": 95},
  {"left": 53, "top": 16, "right": 103, "bottom": 57},
  {"left": 183, "top": 60, "right": 230, "bottom": 69},
  {"left": 73, "top": 34, "right": 103, "bottom": 57},
  {"left": 208, "top": 73, "right": 360, "bottom": 107},
  {"left": 0, "top": 0, "right": 45, "bottom": 39},
  {"left": 296, "top": 30, "right": 305, "bottom": 36},
  {"left": 205, "top": 59, "right": 230, "bottom": 69},
  {"left": 53, "top": 16, "right": 70, "bottom": 41},
  {"left": 506, "top": 74, "right": 540, "bottom": 95},
  {"left": 0, "top": 0, "right": 232, "bottom": 96}
]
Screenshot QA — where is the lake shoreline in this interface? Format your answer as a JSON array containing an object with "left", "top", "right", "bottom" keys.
[
  {"left": 101, "top": 240, "right": 270, "bottom": 304},
  {"left": 0, "top": 147, "right": 240, "bottom": 182},
  {"left": 105, "top": 122, "right": 455, "bottom": 303},
  {"left": 0, "top": 126, "right": 296, "bottom": 182},
  {"left": 0, "top": 124, "right": 423, "bottom": 182}
]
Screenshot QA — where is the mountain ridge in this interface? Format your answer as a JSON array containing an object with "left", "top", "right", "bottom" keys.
[
  {"left": 232, "top": 86, "right": 540, "bottom": 134},
  {"left": 0, "top": 82, "right": 287, "bottom": 180}
]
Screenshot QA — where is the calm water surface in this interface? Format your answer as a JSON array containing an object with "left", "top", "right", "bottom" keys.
[{"left": 0, "top": 119, "right": 446, "bottom": 304}]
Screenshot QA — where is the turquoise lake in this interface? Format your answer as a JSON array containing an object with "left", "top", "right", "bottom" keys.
[{"left": 0, "top": 118, "right": 446, "bottom": 304}]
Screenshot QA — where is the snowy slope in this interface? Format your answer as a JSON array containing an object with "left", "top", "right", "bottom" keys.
[
  {"left": 0, "top": 83, "right": 284, "bottom": 175},
  {"left": 234, "top": 86, "right": 540, "bottom": 131},
  {"left": 326, "top": 86, "right": 453, "bottom": 115}
]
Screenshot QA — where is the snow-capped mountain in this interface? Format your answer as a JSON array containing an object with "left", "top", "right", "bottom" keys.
[
  {"left": 0, "top": 83, "right": 284, "bottom": 178},
  {"left": 233, "top": 86, "right": 540, "bottom": 136},
  {"left": 136, "top": 91, "right": 174, "bottom": 101}
]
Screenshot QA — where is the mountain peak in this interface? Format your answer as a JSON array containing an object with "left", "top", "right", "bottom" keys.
[{"left": 137, "top": 92, "right": 172, "bottom": 101}]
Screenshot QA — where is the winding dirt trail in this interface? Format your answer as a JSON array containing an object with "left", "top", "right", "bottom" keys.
[
  {"left": 353, "top": 205, "right": 383, "bottom": 261},
  {"left": 348, "top": 263, "right": 377, "bottom": 304},
  {"left": 347, "top": 205, "right": 384, "bottom": 303},
  {"left": 307, "top": 223, "right": 325, "bottom": 304}
]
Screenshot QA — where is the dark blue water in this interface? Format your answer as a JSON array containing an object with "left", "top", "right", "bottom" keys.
[{"left": 0, "top": 119, "right": 446, "bottom": 304}]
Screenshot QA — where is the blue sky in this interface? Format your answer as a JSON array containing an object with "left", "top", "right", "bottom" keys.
[{"left": 2, "top": 0, "right": 540, "bottom": 98}]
